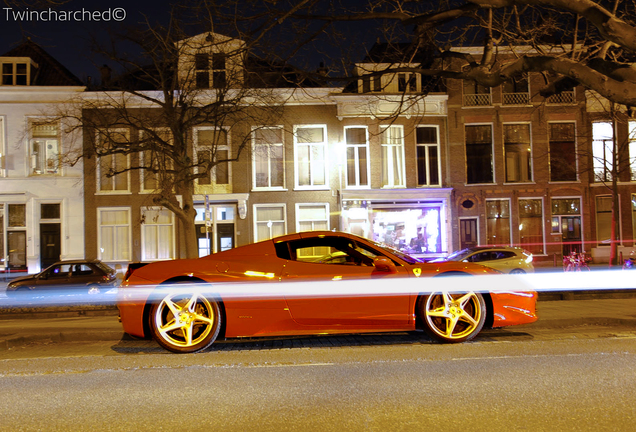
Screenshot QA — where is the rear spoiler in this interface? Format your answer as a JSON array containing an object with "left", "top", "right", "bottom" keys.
[{"left": 123, "top": 262, "right": 150, "bottom": 282}]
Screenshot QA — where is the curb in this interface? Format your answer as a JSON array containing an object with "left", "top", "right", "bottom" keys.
[{"left": 0, "top": 330, "right": 124, "bottom": 351}]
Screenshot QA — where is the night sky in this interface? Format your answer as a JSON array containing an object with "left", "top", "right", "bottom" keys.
[
  {"left": 0, "top": 0, "right": 192, "bottom": 82},
  {"left": 0, "top": 0, "right": 381, "bottom": 83}
]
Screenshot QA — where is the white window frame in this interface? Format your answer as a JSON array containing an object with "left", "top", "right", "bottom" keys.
[
  {"left": 293, "top": 124, "right": 329, "bottom": 190},
  {"left": 295, "top": 203, "right": 330, "bottom": 232},
  {"left": 139, "top": 128, "right": 173, "bottom": 193},
  {"left": 96, "top": 128, "right": 131, "bottom": 194},
  {"left": 193, "top": 126, "right": 231, "bottom": 187},
  {"left": 548, "top": 121, "right": 579, "bottom": 183},
  {"left": 465, "top": 123, "right": 495, "bottom": 185},
  {"left": 28, "top": 117, "right": 61, "bottom": 176},
  {"left": 253, "top": 203, "right": 287, "bottom": 243},
  {"left": 380, "top": 124, "right": 406, "bottom": 188},
  {"left": 344, "top": 125, "right": 371, "bottom": 189},
  {"left": 629, "top": 121, "right": 636, "bottom": 181},
  {"left": 415, "top": 125, "right": 441, "bottom": 187},
  {"left": 97, "top": 207, "right": 132, "bottom": 262},
  {"left": 592, "top": 121, "right": 614, "bottom": 182},
  {"left": 518, "top": 197, "right": 546, "bottom": 256},
  {"left": 140, "top": 207, "right": 175, "bottom": 261},
  {"left": 1, "top": 58, "right": 35, "bottom": 86},
  {"left": 0, "top": 116, "right": 5, "bottom": 177},
  {"left": 251, "top": 126, "right": 286, "bottom": 191},
  {"left": 550, "top": 196, "right": 582, "bottom": 236},
  {"left": 502, "top": 122, "right": 533, "bottom": 184},
  {"left": 595, "top": 195, "right": 620, "bottom": 246},
  {"left": 485, "top": 198, "right": 512, "bottom": 246}
]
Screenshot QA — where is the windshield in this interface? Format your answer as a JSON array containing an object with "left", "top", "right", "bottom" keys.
[
  {"left": 371, "top": 240, "right": 420, "bottom": 264},
  {"left": 445, "top": 249, "right": 474, "bottom": 261}
]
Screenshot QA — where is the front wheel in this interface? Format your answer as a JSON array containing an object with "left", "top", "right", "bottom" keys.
[
  {"left": 149, "top": 290, "right": 221, "bottom": 353},
  {"left": 419, "top": 292, "right": 486, "bottom": 343}
]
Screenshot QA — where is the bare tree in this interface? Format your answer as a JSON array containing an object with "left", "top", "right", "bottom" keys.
[{"left": 57, "top": 4, "right": 312, "bottom": 259}]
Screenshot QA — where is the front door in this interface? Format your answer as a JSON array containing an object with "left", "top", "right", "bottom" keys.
[
  {"left": 40, "top": 223, "right": 61, "bottom": 269},
  {"left": 561, "top": 216, "right": 582, "bottom": 255},
  {"left": 460, "top": 218, "right": 478, "bottom": 250}
]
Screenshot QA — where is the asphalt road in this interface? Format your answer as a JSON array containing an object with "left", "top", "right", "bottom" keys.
[{"left": 1, "top": 329, "right": 635, "bottom": 432}]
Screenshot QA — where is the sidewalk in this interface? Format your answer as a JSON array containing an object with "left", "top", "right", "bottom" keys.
[{"left": 1, "top": 297, "right": 635, "bottom": 351}]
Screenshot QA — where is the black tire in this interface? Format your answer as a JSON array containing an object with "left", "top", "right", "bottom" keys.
[
  {"left": 509, "top": 269, "right": 526, "bottom": 275},
  {"left": 87, "top": 284, "right": 101, "bottom": 295},
  {"left": 419, "top": 291, "right": 486, "bottom": 343},
  {"left": 149, "top": 289, "right": 221, "bottom": 353}
]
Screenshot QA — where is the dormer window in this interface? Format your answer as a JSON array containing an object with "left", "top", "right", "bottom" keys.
[
  {"left": 1, "top": 58, "right": 37, "bottom": 86},
  {"left": 194, "top": 52, "right": 227, "bottom": 89}
]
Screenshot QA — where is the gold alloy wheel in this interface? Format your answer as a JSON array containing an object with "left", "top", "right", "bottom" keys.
[
  {"left": 423, "top": 292, "right": 485, "bottom": 342},
  {"left": 152, "top": 292, "right": 217, "bottom": 351}
]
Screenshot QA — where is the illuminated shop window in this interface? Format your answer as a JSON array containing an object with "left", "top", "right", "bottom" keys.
[{"left": 369, "top": 206, "right": 442, "bottom": 254}]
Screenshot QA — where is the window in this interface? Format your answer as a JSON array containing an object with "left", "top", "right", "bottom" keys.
[
  {"left": 465, "top": 125, "right": 494, "bottom": 184},
  {"left": 486, "top": 199, "right": 511, "bottom": 246},
  {"left": 629, "top": 121, "right": 636, "bottom": 181},
  {"left": 254, "top": 204, "right": 286, "bottom": 242},
  {"left": 503, "top": 124, "right": 532, "bottom": 183},
  {"left": 551, "top": 198, "right": 582, "bottom": 255},
  {"left": 195, "top": 128, "right": 230, "bottom": 186},
  {"left": 294, "top": 125, "right": 327, "bottom": 189},
  {"left": 97, "top": 129, "right": 130, "bottom": 193},
  {"left": 211, "top": 54, "right": 227, "bottom": 88},
  {"left": 30, "top": 121, "right": 60, "bottom": 175},
  {"left": 5, "top": 204, "right": 27, "bottom": 269},
  {"left": 253, "top": 127, "right": 284, "bottom": 189},
  {"left": 344, "top": 126, "right": 370, "bottom": 188},
  {"left": 195, "top": 53, "right": 209, "bottom": 89},
  {"left": 1, "top": 60, "right": 35, "bottom": 86},
  {"left": 592, "top": 122, "right": 614, "bottom": 182},
  {"left": 296, "top": 204, "right": 329, "bottom": 232},
  {"left": 141, "top": 208, "right": 175, "bottom": 261},
  {"left": 140, "top": 129, "right": 173, "bottom": 192},
  {"left": 195, "top": 205, "right": 235, "bottom": 257},
  {"left": 502, "top": 75, "right": 529, "bottom": 105},
  {"left": 0, "top": 116, "right": 5, "bottom": 177},
  {"left": 463, "top": 80, "right": 491, "bottom": 106},
  {"left": 596, "top": 196, "right": 613, "bottom": 245},
  {"left": 380, "top": 125, "right": 405, "bottom": 188},
  {"left": 285, "top": 236, "right": 378, "bottom": 266},
  {"left": 98, "top": 208, "right": 131, "bottom": 261},
  {"left": 398, "top": 73, "right": 417, "bottom": 93},
  {"left": 549, "top": 123, "right": 577, "bottom": 182},
  {"left": 519, "top": 199, "right": 544, "bottom": 255},
  {"left": 194, "top": 52, "right": 226, "bottom": 89},
  {"left": 416, "top": 126, "right": 440, "bottom": 187}
]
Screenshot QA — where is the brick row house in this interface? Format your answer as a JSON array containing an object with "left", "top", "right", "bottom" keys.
[
  {"left": 4, "top": 35, "right": 636, "bottom": 274},
  {"left": 0, "top": 40, "right": 85, "bottom": 274}
]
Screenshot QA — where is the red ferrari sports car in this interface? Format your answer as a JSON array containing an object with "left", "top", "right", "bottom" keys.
[{"left": 118, "top": 231, "right": 538, "bottom": 353}]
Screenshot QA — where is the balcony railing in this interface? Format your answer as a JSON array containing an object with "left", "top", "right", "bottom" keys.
[
  {"left": 547, "top": 91, "right": 575, "bottom": 105},
  {"left": 503, "top": 92, "right": 530, "bottom": 105},
  {"left": 463, "top": 93, "right": 491, "bottom": 107}
]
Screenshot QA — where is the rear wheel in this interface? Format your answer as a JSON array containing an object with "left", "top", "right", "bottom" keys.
[
  {"left": 149, "top": 290, "right": 221, "bottom": 353},
  {"left": 87, "top": 284, "right": 101, "bottom": 295},
  {"left": 419, "top": 291, "right": 486, "bottom": 343},
  {"left": 509, "top": 268, "right": 526, "bottom": 275}
]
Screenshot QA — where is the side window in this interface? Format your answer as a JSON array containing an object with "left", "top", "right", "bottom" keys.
[
  {"left": 73, "top": 264, "right": 95, "bottom": 276},
  {"left": 288, "top": 238, "right": 374, "bottom": 266},
  {"left": 49, "top": 264, "right": 71, "bottom": 278}
]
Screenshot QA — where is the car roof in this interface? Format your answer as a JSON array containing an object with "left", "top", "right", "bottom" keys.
[
  {"left": 50, "top": 259, "right": 102, "bottom": 265},
  {"left": 464, "top": 246, "right": 524, "bottom": 253}
]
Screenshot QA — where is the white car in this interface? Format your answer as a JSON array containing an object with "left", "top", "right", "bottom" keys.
[{"left": 433, "top": 246, "right": 534, "bottom": 274}]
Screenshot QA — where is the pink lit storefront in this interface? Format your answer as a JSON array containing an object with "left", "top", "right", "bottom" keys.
[{"left": 339, "top": 189, "right": 452, "bottom": 260}]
